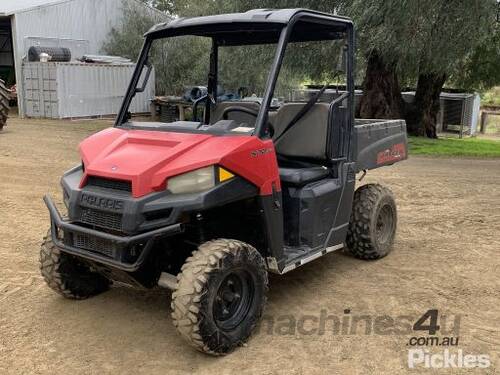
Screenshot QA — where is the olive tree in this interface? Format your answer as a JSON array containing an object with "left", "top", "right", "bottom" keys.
[
  {"left": 103, "top": 1, "right": 211, "bottom": 95},
  {"left": 351, "top": 0, "right": 497, "bottom": 137}
]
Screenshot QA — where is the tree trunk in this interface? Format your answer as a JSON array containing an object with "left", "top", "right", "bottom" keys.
[
  {"left": 406, "top": 73, "right": 446, "bottom": 138},
  {"left": 358, "top": 50, "right": 404, "bottom": 119}
]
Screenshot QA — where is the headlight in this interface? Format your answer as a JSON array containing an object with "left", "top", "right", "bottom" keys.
[
  {"left": 167, "top": 166, "right": 235, "bottom": 194},
  {"left": 168, "top": 166, "right": 216, "bottom": 194}
]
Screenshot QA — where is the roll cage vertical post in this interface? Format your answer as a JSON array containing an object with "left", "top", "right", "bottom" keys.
[
  {"left": 254, "top": 15, "right": 355, "bottom": 152},
  {"left": 345, "top": 23, "right": 355, "bottom": 161},
  {"left": 115, "top": 39, "right": 152, "bottom": 126},
  {"left": 254, "top": 26, "right": 290, "bottom": 138},
  {"left": 204, "top": 39, "right": 218, "bottom": 125}
]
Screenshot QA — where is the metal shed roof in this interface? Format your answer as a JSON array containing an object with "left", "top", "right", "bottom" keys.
[
  {"left": 0, "top": 0, "right": 165, "bottom": 18},
  {"left": 0, "top": 0, "right": 71, "bottom": 16}
]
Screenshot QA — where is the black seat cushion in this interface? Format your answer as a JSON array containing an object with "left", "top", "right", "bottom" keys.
[{"left": 279, "top": 167, "right": 330, "bottom": 186}]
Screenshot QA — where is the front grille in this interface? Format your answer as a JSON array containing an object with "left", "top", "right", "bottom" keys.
[
  {"left": 80, "top": 208, "right": 123, "bottom": 231},
  {"left": 73, "top": 233, "right": 115, "bottom": 258},
  {"left": 86, "top": 176, "right": 132, "bottom": 192}
]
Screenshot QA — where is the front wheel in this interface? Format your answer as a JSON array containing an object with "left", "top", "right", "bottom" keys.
[
  {"left": 40, "top": 231, "right": 110, "bottom": 299},
  {"left": 171, "top": 239, "right": 268, "bottom": 355},
  {"left": 346, "top": 184, "right": 397, "bottom": 260}
]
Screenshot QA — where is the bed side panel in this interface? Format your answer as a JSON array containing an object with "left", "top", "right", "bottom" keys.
[{"left": 353, "top": 119, "right": 408, "bottom": 172}]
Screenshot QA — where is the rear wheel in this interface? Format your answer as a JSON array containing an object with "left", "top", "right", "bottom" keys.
[
  {"left": 0, "top": 80, "right": 9, "bottom": 130},
  {"left": 346, "top": 184, "right": 397, "bottom": 259},
  {"left": 171, "top": 239, "right": 268, "bottom": 355},
  {"left": 40, "top": 231, "right": 110, "bottom": 299}
]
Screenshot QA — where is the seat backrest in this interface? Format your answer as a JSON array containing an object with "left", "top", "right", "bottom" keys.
[
  {"left": 272, "top": 103, "right": 330, "bottom": 160},
  {"left": 210, "top": 101, "right": 261, "bottom": 126}
]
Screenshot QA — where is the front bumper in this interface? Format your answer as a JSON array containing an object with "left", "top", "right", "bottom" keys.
[{"left": 44, "top": 195, "right": 183, "bottom": 272}]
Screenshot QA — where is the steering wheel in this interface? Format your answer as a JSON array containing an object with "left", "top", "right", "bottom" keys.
[
  {"left": 222, "top": 106, "right": 274, "bottom": 137},
  {"left": 192, "top": 94, "right": 215, "bottom": 122},
  {"left": 222, "top": 106, "right": 259, "bottom": 120}
]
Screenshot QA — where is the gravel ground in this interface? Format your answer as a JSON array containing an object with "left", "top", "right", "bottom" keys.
[{"left": 0, "top": 117, "right": 499, "bottom": 374}]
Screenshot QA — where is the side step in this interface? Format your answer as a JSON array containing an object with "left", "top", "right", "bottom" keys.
[
  {"left": 269, "top": 243, "right": 344, "bottom": 274},
  {"left": 160, "top": 244, "right": 344, "bottom": 284}
]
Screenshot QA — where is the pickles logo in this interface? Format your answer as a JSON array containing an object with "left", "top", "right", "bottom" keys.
[{"left": 408, "top": 349, "right": 490, "bottom": 369}]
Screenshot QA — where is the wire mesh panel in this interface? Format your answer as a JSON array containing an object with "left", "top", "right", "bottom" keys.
[{"left": 442, "top": 99, "right": 464, "bottom": 126}]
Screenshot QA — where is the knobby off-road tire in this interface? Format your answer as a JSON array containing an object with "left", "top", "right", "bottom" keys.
[
  {"left": 0, "top": 79, "right": 9, "bottom": 130},
  {"left": 172, "top": 239, "right": 268, "bottom": 355},
  {"left": 346, "top": 184, "right": 397, "bottom": 260},
  {"left": 40, "top": 231, "right": 110, "bottom": 299}
]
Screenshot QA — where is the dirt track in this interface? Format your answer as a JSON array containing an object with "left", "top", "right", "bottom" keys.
[{"left": 1, "top": 117, "right": 499, "bottom": 374}]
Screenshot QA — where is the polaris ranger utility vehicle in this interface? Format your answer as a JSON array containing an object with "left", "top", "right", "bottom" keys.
[{"left": 41, "top": 9, "right": 407, "bottom": 355}]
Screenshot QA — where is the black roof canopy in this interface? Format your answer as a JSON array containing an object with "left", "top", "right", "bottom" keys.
[{"left": 146, "top": 9, "right": 353, "bottom": 45}]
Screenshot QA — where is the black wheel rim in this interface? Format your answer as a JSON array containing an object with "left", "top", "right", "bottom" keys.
[
  {"left": 376, "top": 204, "right": 395, "bottom": 245},
  {"left": 213, "top": 269, "right": 255, "bottom": 331}
]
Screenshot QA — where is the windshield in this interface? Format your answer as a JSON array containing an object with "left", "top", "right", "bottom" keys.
[
  {"left": 218, "top": 44, "right": 277, "bottom": 103},
  {"left": 118, "top": 29, "right": 348, "bottom": 136}
]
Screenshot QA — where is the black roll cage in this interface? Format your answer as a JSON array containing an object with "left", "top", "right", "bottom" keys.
[{"left": 115, "top": 9, "right": 355, "bottom": 159}]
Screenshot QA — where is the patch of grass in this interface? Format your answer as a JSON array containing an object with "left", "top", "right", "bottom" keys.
[
  {"left": 408, "top": 136, "right": 500, "bottom": 158},
  {"left": 481, "top": 86, "right": 500, "bottom": 106}
]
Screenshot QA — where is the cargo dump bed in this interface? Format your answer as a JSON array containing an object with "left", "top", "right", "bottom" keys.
[{"left": 353, "top": 119, "right": 408, "bottom": 172}]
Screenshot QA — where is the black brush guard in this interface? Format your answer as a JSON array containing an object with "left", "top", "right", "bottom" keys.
[{"left": 44, "top": 195, "right": 183, "bottom": 272}]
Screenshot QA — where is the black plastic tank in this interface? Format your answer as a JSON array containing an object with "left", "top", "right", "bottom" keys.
[{"left": 28, "top": 46, "right": 72, "bottom": 62}]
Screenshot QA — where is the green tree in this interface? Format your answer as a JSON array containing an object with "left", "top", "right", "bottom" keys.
[
  {"left": 140, "top": 0, "right": 187, "bottom": 15},
  {"left": 102, "top": 1, "right": 166, "bottom": 60},
  {"left": 103, "top": 1, "right": 210, "bottom": 95},
  {"left": 450, "top": 22, "right": 500, "bottom": 91},
  {"left": 351, "top": 0, "right": 497, "bottom": 137}
]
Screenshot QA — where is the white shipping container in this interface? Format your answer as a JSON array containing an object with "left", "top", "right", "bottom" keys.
[{"left": 22, "top": 62, "right": 155, "bottom": 119}]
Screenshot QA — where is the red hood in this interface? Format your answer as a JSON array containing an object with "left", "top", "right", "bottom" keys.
[{"left": 79, "top": 127, "right": 279, "bottom": 197}]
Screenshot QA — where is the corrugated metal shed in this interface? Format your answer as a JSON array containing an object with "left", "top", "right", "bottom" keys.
[
  {"left": 0, "top": 0, "right": 68, "bottom": 16},
  {"left": 0, "top": 0, "right": 165, "bottom": 118},
  {"left": 402, "top": 91, "right": 480, "bottom": 135}
]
